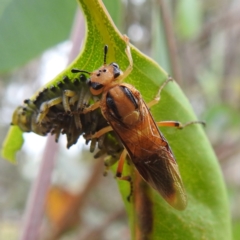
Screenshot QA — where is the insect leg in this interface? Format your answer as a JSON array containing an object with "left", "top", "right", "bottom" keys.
[
  {"left": 85, "top": 125, "right": 113, "bottom": 140},
  {"left": 147, "top": 76, "right": 173, "bottom": 108},
  {"left": 120, "top": 35, "right": 133, "bottom": 80},
  {"left": 116, "top": 149, "right": 127, "bottom": 178},
  {"left": 156, "top": 120, "right": 206, "bottom": 129},
  {"left": 37, "top": 97, "right": 62, "bottom": 123},
  {"left": 116, "top": 149, "right": 133, "bottom": 201},
  {"left": 37, "top": 90, "right": 77, "bottom": 124},
  {"left": 82, "top": 101, "right": 101, "bottom": 114},
  {"left": 62, "top": 90, "right": 77, "bottom": 113},
  {"left": 69, "top": 94, "right": 79, "bottom": 106},
  {"left": 62, "top": 90, "right": 76, "bottom": 113}
]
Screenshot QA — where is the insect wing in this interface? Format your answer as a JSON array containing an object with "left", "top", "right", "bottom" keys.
[
  {"left": 107, "top": 96, "right": 187, "bottom": 210},
  {"left": 134, "top": 144, "right": 187, "bottom": 210}
]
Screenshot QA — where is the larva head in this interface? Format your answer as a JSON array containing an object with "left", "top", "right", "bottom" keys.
[
  {"left": 11, "top": 106, "right": 32, "bottom": 132},
  {"left": 11, "top": 106, "right": 49, "bottom": 136},
  {"left": 71, "top": 45, "right": 122, "bottom": 96}
]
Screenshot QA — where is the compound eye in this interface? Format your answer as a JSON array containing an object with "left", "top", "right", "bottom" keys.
[
  {"left": 111, "top": 63, "right": 119, "bottom": 69},
  {"left": 91, "top": 82, "right": 103, "bottom": 90},
  {"left": 110, "top": 62, "right": 121, "bottom": 78},
  {"left": 90, "top": 81, "right": 104, "bottom": 95}
]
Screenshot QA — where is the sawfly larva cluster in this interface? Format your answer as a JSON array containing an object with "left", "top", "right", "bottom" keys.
[{"left": 11, "top": 74, "right": 123, "bottom": 160}]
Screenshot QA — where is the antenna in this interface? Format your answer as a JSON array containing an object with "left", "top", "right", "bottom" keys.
[
  {"left": 104, "top": 45, "right": 108, "bottom": 65},
  {"left": 71, "top": 69, "right": 91, "bottom": 74}
]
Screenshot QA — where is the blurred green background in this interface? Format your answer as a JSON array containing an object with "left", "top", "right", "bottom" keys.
[{"left": 0, "top": 0, "right": 239, "bottom": 239}]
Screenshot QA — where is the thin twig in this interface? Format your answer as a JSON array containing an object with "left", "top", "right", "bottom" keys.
[
  {"left": 19, "top": 136, "right": 59, "bottom": 240},
  {"left": 158, "top": 0, "right": 182, "bottom": 83}
]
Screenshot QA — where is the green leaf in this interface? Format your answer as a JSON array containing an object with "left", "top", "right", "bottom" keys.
[
  {"left": 1, "top": 126, "right": 24, "bottom": 163},
  {"left": 2, "top": 0, "right": 232, "bottom": 239},
  {"left": 102, "top": 0, "right": 123, "bottom": 31},
  {"left": 0, "top": 0, "right": 76, "bottom": 72},
  {"left": 175, "top": 0, "right": 202, "bottom": 39}
]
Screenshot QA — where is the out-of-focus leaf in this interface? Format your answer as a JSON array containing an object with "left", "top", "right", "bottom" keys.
[
  {"left": 175, "top": 0, "right": 202, "bottom": 39},
  {"left": 0, "top": 0, "right": 76, "bottom": 72}
]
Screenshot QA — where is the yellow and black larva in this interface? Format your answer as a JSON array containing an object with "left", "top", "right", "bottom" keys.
[{"left": 11, "top": 73, "right": 123, "bottom": 159}]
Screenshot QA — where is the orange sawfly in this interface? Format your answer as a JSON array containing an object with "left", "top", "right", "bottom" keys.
[{"left": 72, "top": 36, "right": 205, "bottom": 210}]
